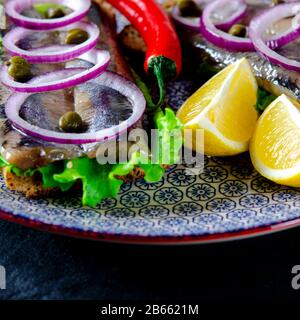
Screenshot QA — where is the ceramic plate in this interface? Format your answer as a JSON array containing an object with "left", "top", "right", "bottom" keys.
[{"left": 1, "top": 80, "right": 300, "bottom": 244}]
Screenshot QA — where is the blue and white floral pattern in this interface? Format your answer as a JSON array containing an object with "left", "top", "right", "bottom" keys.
[
  {"left": 231, "top": 164, "right": 258, "bottom": 180},
  {"left": 200, "top": 166, "right": 228, "bottom": 183},
  {"left": 96, "top": 197, "right": 117, "bottom": 210},
  {"left": 173, "top": 202, "right": 203, "bottom": 217},
  {"left": 219, "top": 180, "right": 248, "bottom": 197},
  {"left": 272, "top": 190, "right": 300, "bottom": 203},
  {"left": 193, "top": 213, "right": 223, "bottom": 225},
  {"left": 239, "top": 194, "right": 269, "bottom": 208},
  {"left": 154, "top": 187, "right": 183, "bottom": 205},
  {"left": 139, "top": 206, "right": 169, "bottom": 219},
  {"left": 159, "top": 217, "right": 189, "bottom": 228},
  {"left": 2, "top": 156, "right": 300, "bottom": 238},
  {"left": 227, "top": 209, "right": 256, "bottom": 221},
  {"left": 251, "top": 177, "right": 281, "bottom": 193},
  {"left": 206, "top": 198, "right": 236, "bottom": 213},
  {"left": 105, "top": 208, "right": 135, "bottom": 219},
  {"left": 186, "top": 183, "right": 216, "bottom": 201},
  {"left": 120, "top": 191, "right": 150, "bottom": 208},
  {"left": 135, "top": 178, "right": 165, "bottom": 191},
  {"left": 260, "top": 203, "right": 290, "bottom": 216},
  {"left": 167, "top": 169, "right": 196, "bottom": 187},
  {"left": 2, "top": 79, "right": 300, "bottom": 240}
]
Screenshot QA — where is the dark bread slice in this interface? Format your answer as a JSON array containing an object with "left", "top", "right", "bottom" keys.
[
  {"left": 3, "top": 169, "right": 59, "bottom": 198},
  {"left": 3, "top": 166, "right": 146, "bottom": 199}
]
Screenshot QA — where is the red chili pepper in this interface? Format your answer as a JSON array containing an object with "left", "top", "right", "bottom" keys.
[{"left": 106, "top": 0, "right": 182, "bottom": 108}]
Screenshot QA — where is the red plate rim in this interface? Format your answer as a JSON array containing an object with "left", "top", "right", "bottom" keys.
[{"left": 0, "top": 208, "right": 300, "bottom": 245}]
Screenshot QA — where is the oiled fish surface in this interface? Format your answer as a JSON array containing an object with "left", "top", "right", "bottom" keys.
[{"left": 188, "top": 32, "right": 300, "bottom": 101}]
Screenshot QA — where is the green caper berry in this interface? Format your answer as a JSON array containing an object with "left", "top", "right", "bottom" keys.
[
  {"left": 59, "top": 112, "right": 84, "bottom": 133},
  {"left": 178, "top": 0, "right": 201, "bottom": 17},
  {"left": 6, "top": 56, "right": 32, "bottom": 83},
  {"left": 45, "top": 7, "right": 65, "bottom": 19},
  {"left": 65, "top": 29, "right": 89, "bottom": 45},
  {"left": 228, "top": 24, "right": 247, "bottom": 38},
  {"left": 271, "top": 0, "right": 284, "bottom": 5}
]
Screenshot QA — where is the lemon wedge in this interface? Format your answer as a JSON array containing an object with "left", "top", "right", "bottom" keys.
[
  {"left": 177, "top": 58, "right": 258, "bottom": 156},
  {"left": 250, "top": 94, "right": 300, "bottom": 187}
]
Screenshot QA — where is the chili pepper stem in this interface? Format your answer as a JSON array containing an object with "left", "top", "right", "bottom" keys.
[
  {"left": 152, "top": 62, "right": 167, "bottom": 108},
  {"left": 147, "top": 56, "right": 177, "bottom": 109},
  {"left": 130, "top": 67, "right": 156, "bottom": 110}
]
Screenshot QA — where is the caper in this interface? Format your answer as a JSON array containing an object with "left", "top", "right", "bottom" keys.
[
  {"left": 6, "top": 56, "right": 32, "bottom": 83},
  {"left": 65, "top": 29, "right": 89, "bottom": 45},
  {"left": 178, "top": 0, "right": 201, "bottom": 17},
  {"left": 45, "top": 7, "right": 65, "bottom": 19},
  {"left": 59, "top": 112, "right": 84, "bottom": 133},
  {"left": 228, "top": 24, "right": 247, "bottom": 38},
  {"left": 271, "top": 0, "right": 284, "bottom": 5}
]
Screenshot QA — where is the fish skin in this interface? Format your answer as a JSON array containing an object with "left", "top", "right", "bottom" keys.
[{"left": 184, "top": 31, "right": 300, "bottom": 101}]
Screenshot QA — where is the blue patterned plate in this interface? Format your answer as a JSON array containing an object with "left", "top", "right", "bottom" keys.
[{"left": 1, "top": 80, "right": 300, "bottom": 244}]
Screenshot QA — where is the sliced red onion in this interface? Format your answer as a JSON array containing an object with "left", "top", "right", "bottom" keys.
[
  {"left": 5, "top": 71, "right": 146, "bottom": 145},
  {"left": 249, "top": 3, "right": 300, "bottom": 72},
  {"left": 172, "top": 0, "right": 247, "bottom": 32},
  {"left": 263, "top": 5, "right": 300, "bottom": 49},
  {"left": 171, "top": 6, "right": 201, "bottom": 32},
  {"left": 201, "top": 0, "right": 255, "bottom": 51},
  {"left": 209, "top": 0, "right": 248, "bottom": 30},
  {"left": 0, "top": 49, "right": 111, "bottom": 93},
  {"left": 5, "top": 0, "right": 91, "bottom": 30},
  {"left": 3, "top": 21, "right": 99, "bottom": 64}
]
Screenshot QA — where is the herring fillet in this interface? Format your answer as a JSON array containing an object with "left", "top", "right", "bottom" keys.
[
  {"left": 185, "top": 31, "right": 300, "bottom": 101},
  {"left": 0, "top": 1, "right": 142, "bottom": 170}
]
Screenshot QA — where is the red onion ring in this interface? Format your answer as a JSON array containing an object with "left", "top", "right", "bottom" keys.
[
  {"left": 171, "top": 6, "right": 201, "bottom": 32},
  {"left": 3, "top": 21, "right": 99, "bottom": 64},
  {"left": 249, "top": 2, "right": 300, "bottom": 72},
  {"left": 5, "top": 70, "right": 146, "bottom": 145},
  {"left": 262, "top": 6, "right": 300, "bottom": 49},
  {"left": 0, "top": 49, "right": 111, "bottom": 93},
  {"left": 5, "top": 0, "right": 91, "bottom": 30},
  {"left": 171, "top": 0, "right": 247, "bottom": 32},
  {"left": 201, "top": 0, "right": 255, "bottom": 51}
]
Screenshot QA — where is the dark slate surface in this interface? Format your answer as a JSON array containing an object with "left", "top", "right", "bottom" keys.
[{"left": 0, "top": 219, "right": 300, "bottom": 300}]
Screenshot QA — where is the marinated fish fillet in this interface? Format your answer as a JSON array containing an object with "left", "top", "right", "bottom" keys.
[
  {"left": 171, "top": 0, "right": 300, "bottom": 101},
  {"left": 0, "top": 0, "right": 147, "bottom": 197},
  {"left": 0, "top": 1, "right": 140, "bottom": 171},
  {"left": 184, "top": 31, "right": 300, "bottom": 101}
]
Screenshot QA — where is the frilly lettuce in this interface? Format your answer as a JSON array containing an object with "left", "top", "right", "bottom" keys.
[
  {"left": 54, "top": 154, "right": 164, "bottom": 207},
  {"left": 0, "top": 155, "right": 164, "bottom": 207}
]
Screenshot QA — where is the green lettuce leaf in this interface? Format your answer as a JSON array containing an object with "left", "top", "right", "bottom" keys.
[
  {"left": 131, "top": 67, "right": 184, "bottom": 166},
  {"left": 54, "top": 158, "right": 113, "bottom": 207},
  {"left": 53, "top": 155, "right": 165, "bottom": 207},
  {"left": 153, "top": 108, "right": 183, "bottom": 165},
  {"left": 0, "top": 156, "right": 8, "bottom": 168},
  {"left": 0, "top": 156, "right": 74, "bottom": 192},
  {"left": 38, "top": 162, "right": 74, "bottom": 191},
  {"left": 256, "top": 88, "right": 276, "bottom": 113}
]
